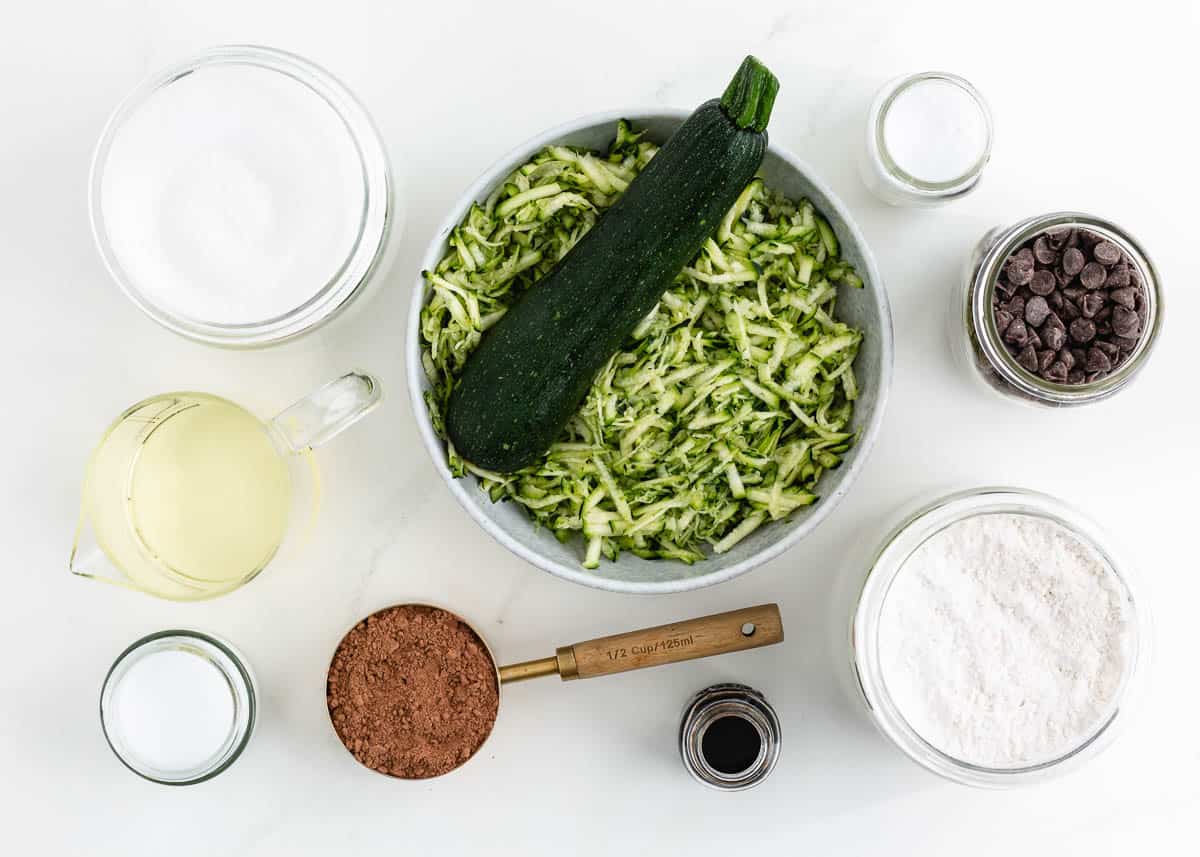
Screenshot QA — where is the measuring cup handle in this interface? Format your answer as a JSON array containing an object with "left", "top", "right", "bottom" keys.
[
  {"left": 561, "top": 604, "right": 783, "bottom": 681},
  {"left": 269, "top": 372, "right": 381, "bottom": 453}
]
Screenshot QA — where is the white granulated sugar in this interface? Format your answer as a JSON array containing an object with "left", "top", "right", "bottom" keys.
[
  {"left": 878, "top": 512, "right": 1133, "bottom": 768},
  {"left": 100, "top": 63, "right": 365, "bottom": 326}
]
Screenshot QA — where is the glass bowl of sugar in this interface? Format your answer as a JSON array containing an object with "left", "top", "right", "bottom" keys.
[
  {"left": 851, "top": 487, "right": 1145, "bottom": 787},
  {"left": 89, "top": 45, "right": 393, "bottom": 347}
]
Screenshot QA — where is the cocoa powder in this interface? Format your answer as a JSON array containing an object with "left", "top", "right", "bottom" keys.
[{"left": 326, "top": 605, "right": 500, "bottom": 779}]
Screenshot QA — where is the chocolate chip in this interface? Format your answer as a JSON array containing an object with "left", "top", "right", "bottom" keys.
[
  {"left": 1062, "top": 247, "right": 1086, "bottom": 276},
  {"left": 1093, "top": 241, "right": 1122, "bottom": 266},
  {"left": 1080, "top": 262, "right": 1107, "bottom": 289},
  {"left": 1112, "top": 306, "right": 1140, "bottom": 338},
  {"left": 1109, "top": 287, "right": 1135, "bottom": 309},
  {"left": 1069, "top": 318, "right": 1096, "bottom": 343},
  {"left": 1045, "top": 361, "right": 1068, "bottom": 382},
  {"left": 1007, "top": 262, "right": 1034, "bottom": 286},
  {"left": 1046, "top": 227, "right": 1073, "bottom": 248},
  {"left": 1025, "top": 296, "right": 1051, "bottom": 327},
  {"left": 1005, "top": 319, "right": 1030, "bottom": 346},
  {"left": 994, "top": 227, "right": 1147, "bottom": 387},
  {"left": 1085, "top": 346, "right": 1112, "bottom": 373},
  {"left": 1080, "top": 293, "right": 1106, "bottom": 319},
  {"left": 1105, "top": 265, "right": 1131, "bottom": 288},
  {"left": 1033, "top": 236, "right": 1056, "bottom": 264},
  {"left": 1029, "top": 269, "right": 1057, "bottom": 295}
]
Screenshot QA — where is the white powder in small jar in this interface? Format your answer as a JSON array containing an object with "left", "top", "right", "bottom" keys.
[
  {"left": 109, "top": 648, "right": 236, "bottom": 773},
  {"left": 877, "top": 513, "right": 1134, "bottom": 769},
  {"left": 882, "top": 78, "right": 990, "bottom": 185}
]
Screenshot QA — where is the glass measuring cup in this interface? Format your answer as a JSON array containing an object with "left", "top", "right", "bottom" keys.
[{"left": 70, "top": 372, "right": 380, "bottom": 600}]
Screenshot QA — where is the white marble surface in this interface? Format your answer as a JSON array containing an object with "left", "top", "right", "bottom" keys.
[{"left": 2, "top": 0, "right": 1197, "bottom": 853}]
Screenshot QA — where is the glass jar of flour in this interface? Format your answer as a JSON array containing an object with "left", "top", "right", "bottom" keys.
[
  {"left": 851, "top": 487, "right": 1146, "bottom": 787},
  {"left": 90, "top": 46, "right": 395, "bottom": 347}
]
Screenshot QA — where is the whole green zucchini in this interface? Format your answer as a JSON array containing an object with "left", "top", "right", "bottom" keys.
[{"left": 446, "top": 56, "right": 780, "bottom": 473}]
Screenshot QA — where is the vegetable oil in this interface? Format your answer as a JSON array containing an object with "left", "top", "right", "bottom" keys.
[{"left": 83, "top": 393, "right": 291, "bottom": 598}]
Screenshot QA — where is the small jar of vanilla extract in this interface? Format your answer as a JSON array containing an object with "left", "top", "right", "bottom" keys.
[{"left": 679, "top": 684, "right": 781, "bottom": 790}]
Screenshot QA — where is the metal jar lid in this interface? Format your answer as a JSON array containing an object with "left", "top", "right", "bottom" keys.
[{"left": 679, "top": 683, "right": 781, "bottom": 790}]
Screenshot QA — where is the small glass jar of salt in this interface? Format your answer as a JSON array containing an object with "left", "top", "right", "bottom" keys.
[
  {"left": 859, "top": 72, "right": 993, "bottom": 207},
  {"left": 100, "top": 630, "right": 256, "bottom": 785}
]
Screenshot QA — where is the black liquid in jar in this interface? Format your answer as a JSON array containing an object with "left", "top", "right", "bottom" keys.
[{"left": 700, "top": 715, "right": 761, "bottom": 774}]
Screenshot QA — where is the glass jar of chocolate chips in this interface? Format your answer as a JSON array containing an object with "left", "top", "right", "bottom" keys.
[{"left": 958, "top": 212, "right": 1163, "bottom": 406}]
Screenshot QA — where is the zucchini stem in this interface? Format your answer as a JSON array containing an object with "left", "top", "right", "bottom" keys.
[{"left": 720, "top": 56, "right": 780, "bottom": 133}]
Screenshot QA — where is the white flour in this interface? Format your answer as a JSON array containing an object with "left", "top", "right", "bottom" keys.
[{"left": 878, "top": 512, "right": 1133, "bottom": 768}]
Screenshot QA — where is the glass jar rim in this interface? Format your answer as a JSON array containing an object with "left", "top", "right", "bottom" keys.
[
  {"left": 88, "top": 44, "right": 392, "bottom": 348},
  {"left": 100, "top": 629, "right": 257, "bottom": 785},
  {"left": 871, "top": 71, "right": 994, "bottom": 197},
  {"left": 851, "top": 487, "right": 1145, "bottom": 788},
  {"left": 972, "top": 212, "right": 1163, "bottom": 404}
]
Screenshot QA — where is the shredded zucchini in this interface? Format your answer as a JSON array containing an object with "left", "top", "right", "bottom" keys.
[{"left": 421, "top": 121, "right": 864, "bottom": 568}]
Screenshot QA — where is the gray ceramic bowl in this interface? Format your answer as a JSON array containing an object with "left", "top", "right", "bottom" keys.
[{"left": 406, "top": 109, "right": 893, "bottom": 594}]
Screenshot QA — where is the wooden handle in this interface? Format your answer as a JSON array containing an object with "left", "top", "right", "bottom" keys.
[{"left": 560, "top": 604, "right": 783, "bottom": 681}]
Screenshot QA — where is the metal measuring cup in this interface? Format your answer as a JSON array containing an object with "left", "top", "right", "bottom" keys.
[{"left": 328, "top": 602, "right": 784, "bottom": 778}]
